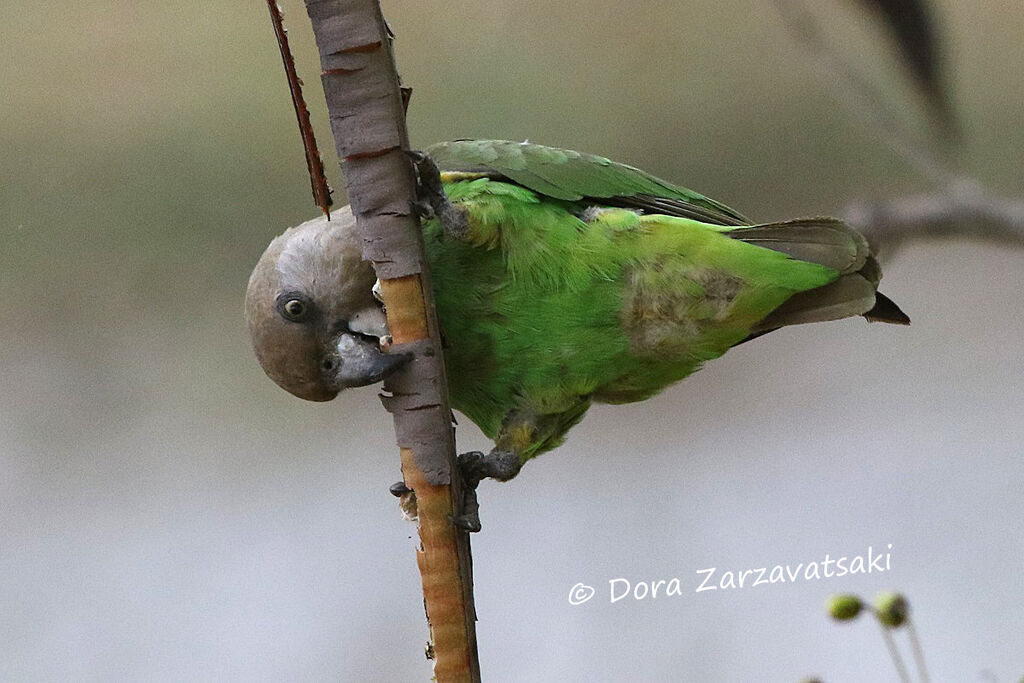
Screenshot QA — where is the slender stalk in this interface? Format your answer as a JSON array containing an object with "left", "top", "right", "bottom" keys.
[
  {"left": 906, "top": 618, "right": 931, "bottom": 683},
  {"left": 299, "top": 2, "right": 480, "bottom": 680},
  {"left": 875, "top": 617, "right": 911, "bottom": 683}
]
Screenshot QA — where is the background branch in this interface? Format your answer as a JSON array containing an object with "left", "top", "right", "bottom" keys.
[
  {"left": 300, "top": 1, "right": 480, "bottom": 680},
  {"left": 773, "top": 0, "right": 1024, "bottom": 256},
  {"left": 846, "top": 185, "right": 1024, "bottom": 259}
]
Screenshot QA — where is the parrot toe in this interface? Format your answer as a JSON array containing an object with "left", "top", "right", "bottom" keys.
[
  {"left": 451, "top": 493, "right": 482, "bottom": 533},
  {"left": 389, "top": 480, "right": 418, "bottom": 523},
  {"left": 389, "top": 481, "right": 411, "bottom": 497}
]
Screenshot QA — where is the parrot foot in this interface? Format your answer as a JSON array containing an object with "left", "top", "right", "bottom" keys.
[
  {"left": 405, "top": 149, "right": 469, "bottom": 240},
  {"left": 451, "top": 449, "right": 521, "bottom": 532}
]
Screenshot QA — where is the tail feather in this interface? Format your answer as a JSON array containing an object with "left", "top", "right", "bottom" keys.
[
  {"left": 727, "top": 217, "right": 869, "bottom": 275},
  {"left": 753, "top": 274, "right": 878, "bottom": 332},
  {"left": 864, "top": 291, "right": 911, "bottom": 325},
  {"left": 728, "top": 217, "right": 910, "bottom": 332}
]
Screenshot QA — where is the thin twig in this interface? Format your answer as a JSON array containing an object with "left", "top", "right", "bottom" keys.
[
  {"left": 266, "top": 0, "right": 333, "bottom": 217},
  {"left": 300, "top": 1, "right": 480, "bottom": 680},
  {"left": 773, "top": 0, "right": 957, "bottom": 187}
]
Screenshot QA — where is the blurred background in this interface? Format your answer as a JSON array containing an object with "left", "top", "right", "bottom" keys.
[{"left": 2, "top": 0, "right": 1022, "bottom": 680}]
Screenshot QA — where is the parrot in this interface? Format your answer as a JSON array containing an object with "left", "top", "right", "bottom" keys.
[{"left": 245, "top": 139, "right": 909, "bottom": 530}]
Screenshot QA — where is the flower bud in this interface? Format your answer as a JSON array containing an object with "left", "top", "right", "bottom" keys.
[
  {"left": 827, "top": 594, "right": 863, "bottom": 621},
  {"left": 874, "top": 592, "right": 908, "bottom": 628}
]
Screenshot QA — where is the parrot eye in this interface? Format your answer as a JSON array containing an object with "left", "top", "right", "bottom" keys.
[{"left": 276, "top": 293, "right": 313, "bottom": 323}]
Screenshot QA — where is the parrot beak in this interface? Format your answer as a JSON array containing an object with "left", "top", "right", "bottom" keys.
[
  {"left": 347, "top": 304, "right": 390, "bottom": 340},
  {"left": 330, "top": 332, "right": 411, "bottom": 388}
]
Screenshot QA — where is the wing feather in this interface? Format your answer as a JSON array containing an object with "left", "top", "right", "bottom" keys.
[{"left": 427, "top": 139, "right": 749, "bottom": 226}]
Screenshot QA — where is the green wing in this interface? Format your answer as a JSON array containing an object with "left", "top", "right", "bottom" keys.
[{"left": 425, "top": 139, "right": 749, "bottom": 226}]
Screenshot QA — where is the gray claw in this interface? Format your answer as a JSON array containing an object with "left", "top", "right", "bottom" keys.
[
  {"left": 452, "top": 512, "right": 481, "bottom": 533},
  {"left": 409, "top": 198, "right": 435, "bottom": 221},
  {"left": 405, "top": 149, "right": 469, "bottom": 240}
]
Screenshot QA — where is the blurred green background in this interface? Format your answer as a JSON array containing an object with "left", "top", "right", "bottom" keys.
[{"left": 2, "top": 0, "right": 1022, "bottom": 680}]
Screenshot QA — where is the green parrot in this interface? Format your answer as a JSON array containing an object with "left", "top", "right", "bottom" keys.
[{"left": 246, "top": 140, "right": 908, "bottom": 530}]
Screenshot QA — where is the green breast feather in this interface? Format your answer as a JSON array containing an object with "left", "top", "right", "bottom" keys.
[{"left": 420, "top": 140, "right": 903, "bottom": 460}]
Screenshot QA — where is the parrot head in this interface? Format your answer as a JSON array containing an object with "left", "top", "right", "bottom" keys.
[{"left": 245, "top": 209, "right": 409, "bottom": 401}]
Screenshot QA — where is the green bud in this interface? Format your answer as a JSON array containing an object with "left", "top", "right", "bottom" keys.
[
  {"left": 874, "top": 592, "right": 909, "bottom": 628},
  {"left": 826, "top": 594, "right": 863, "bottom": 621}
]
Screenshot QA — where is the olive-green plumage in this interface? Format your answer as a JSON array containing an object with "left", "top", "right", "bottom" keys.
[{"left": 418, "top": 140, "right": 906, "bottom": 460}]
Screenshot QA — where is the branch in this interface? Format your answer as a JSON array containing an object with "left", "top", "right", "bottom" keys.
[
  {"left": 773, "top": 0, "right": 1024, "bottom": 257},
  {"left": 845, "top": 183, "right": 1024, "bottom": 258},
  {"left": 300, "top": 1, "right": 480, "bottom": 680}
]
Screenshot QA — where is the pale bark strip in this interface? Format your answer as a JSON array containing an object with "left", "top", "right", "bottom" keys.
[{"left": 301, "top": 1, "right": 480, "bottom": 680}]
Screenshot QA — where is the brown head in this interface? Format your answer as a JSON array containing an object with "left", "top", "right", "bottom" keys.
[{"left": 245, "top": 208, "right": 409, "bottom": 401}]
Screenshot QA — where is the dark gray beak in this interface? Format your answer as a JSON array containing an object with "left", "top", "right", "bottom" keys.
[{"left": 332, "top": 333, "right": 411, "bottom": 388}]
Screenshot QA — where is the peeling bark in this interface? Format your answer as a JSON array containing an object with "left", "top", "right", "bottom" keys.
[{"left": 300, "top": 1, "right": 480, "bottom": 680}]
